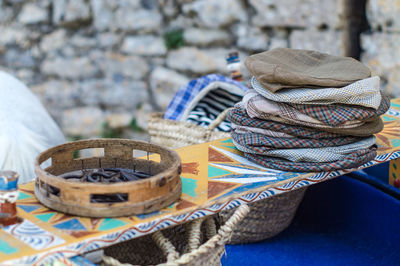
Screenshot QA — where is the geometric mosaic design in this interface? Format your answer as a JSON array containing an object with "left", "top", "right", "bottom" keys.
[
  {"left": 2, "top": 99, "right": 400, "bottom": 265},
  {"left": 3, "top": 220, "right": 65, "bottom": 250}
]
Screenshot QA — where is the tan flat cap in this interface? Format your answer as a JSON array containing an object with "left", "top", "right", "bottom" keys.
[{"left": 245, "top": 48, "right": 371, "bottom": 92}]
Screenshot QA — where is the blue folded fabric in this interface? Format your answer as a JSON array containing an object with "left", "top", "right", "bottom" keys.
[
  {"left": 164, "top": 74, "right": 249, "bottom": 121},
  {"left": 348, "top": 162, "right": 400, "bottom": 200},
  {"left": 223, "top": 175, "right": 400, "bottom": 266}
]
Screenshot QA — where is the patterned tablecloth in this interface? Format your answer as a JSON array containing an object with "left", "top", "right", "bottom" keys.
[{"left": 1, "top": 99, "right": 400, "bottom": 265}]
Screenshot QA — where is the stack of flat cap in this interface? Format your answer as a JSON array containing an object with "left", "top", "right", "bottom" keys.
[{"left": 227, "top": 48, "right": 387, "bottom": 172}]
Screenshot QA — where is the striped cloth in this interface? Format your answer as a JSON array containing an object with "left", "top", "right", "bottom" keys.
[
  {"left": 228, "top": 107, "right": 347, "bottom": 139},
  {"left": 231, "top": 132, "right": 363, "bottom": 150},
  {"left": 244, "top": 146, "right": 377, "bottom": 172},
  {"left": 289, "top": 92, "right": 390, "bottom": 127},
  {"left": 164, "top": 74, "right": 249, "bottom": 121},
  {"left": 251, "top": 76, "right": 382, "bottom": 110},
  {"left": 232, "top": 136, "right": 376, "bottom": 163},
  {"left": 186, "top": 88, "right": 243, "bottom": 132}
]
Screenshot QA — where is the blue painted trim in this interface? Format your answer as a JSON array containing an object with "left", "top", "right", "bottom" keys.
[{"left": 0, "top": 179, "right": 17, "bottom": 191}]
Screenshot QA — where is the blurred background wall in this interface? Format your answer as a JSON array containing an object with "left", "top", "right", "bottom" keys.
[{"left": 0, "top": 0, "right": 398, "bottom": 139}]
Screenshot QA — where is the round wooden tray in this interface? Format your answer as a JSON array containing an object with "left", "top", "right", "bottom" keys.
[{"left": 34, "top": 139, "right": 182, "bottom": 217}]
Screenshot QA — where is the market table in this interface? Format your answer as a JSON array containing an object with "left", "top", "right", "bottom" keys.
[{"left": 1, "top": 99, "right": 400, "bottom": 265}]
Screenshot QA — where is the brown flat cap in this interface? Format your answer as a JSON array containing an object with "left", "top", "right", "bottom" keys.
[{"left": 245, "top": 48, "right": 371, "bottom": 92}]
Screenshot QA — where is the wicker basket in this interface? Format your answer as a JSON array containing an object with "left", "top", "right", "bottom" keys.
[
  {"left": 102, "top": 204, "right": 250, "bottom": 266},
  {"left": 148, "top": 109, "right": 231, "bottom": 149},
  {"left": 219, "top": 187, "right": 307, "bottom": 244},
  {"left": 148, "top": 109, "right": 308, "bottom": 244}
]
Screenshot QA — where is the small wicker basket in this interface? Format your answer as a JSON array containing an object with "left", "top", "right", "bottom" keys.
[
  {"left": 102, "top": 204, "right": 250, "bottom": 266},
  {"left": 219, "top": 187, "right": 307, "bottom": 244},
  {"left": 148, "top": 110, "right": 307, "bottom": 244},
  {"left": 148, "top": 109, "right": 231, "bottom": 149}
]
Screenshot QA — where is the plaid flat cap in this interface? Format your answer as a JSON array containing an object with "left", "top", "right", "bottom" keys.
[
  {"left": 228, "top": 107, "right": 352, "bottom": 139},
  {"left": 244, "top": 146, "right": 377, "bottom": 172},
  {"left": 289, "top": 92, "right": 390, "bottom": 127},
  {"left": 252, "top": 76, "right": 382, "bottom": 110},
  {"left": 231, "top": 132, "right": 363, "bottom": 150},
  {"left": 232, "top": 136, "right": 376, "bottom": 163}
]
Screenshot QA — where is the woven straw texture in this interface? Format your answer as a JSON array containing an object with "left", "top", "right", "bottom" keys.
[
  {"left": 148, "top": 111, "right": 230, "bottom": 149},
  {"left": 219, "top": 187, "right": 307, "bottom": 244},
  {"left": 148, "top": 108, "right": 308, "bottom": 244},
  {"left": 103, "top": 204, "right": 250, "bottom": 266}
]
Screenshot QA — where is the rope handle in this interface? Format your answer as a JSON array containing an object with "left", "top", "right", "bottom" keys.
[
  {"left": 162, "top": 204, "right": 250, "bottom": 265},
  {"left": 186, "top": 217, "right": 205, "bottom": 252},
  {"left": 216, "top": 204, "right": 249, "bottom": 244},
  {"left": 102, "top": 204, "right": 250, "bottom": 266},
  {"left": 208, "top": 108, "right": 233, "bottom": 131},
  {"left": 102, "top": 255, "right": 132, "bottom": 266},
  {"left": 205, "top": 216, "right": 217, "bottom": 240},
  {"left": 152, "top": 231, "right": 180, "bottom": 262}
]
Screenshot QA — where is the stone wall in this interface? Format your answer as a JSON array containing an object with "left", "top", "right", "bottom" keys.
[
  {"left": 361, "top": 0, "right": 400, "bottom": 98},
  {"left": 0, "top": 0, "right": 396, "bottom": 139}
]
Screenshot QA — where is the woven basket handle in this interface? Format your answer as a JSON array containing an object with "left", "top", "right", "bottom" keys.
[
  {"left": 166, "top": 204, "right": 250, "bottom": 265},
  {"left": 102, "top": 205, "right": 250, "bottom": 266},
  {"left": 208, "top": 108, "right": 233, "bottom": 131}
]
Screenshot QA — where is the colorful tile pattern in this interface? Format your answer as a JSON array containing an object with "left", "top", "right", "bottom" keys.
[
  {"left": 2, "top": 99, "right": 400, "bottom": 265},
  {"left": 3, "top": 220, "right": 65, "bottom": 250},
  {"left": 0, "top": 239, "right": 18, "bottom": 255}
]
